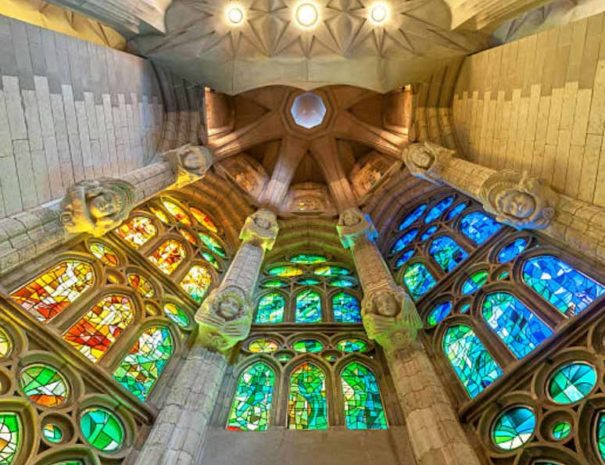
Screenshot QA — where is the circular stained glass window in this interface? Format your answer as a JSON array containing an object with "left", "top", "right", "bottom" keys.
[
  {"left": 427, "top": 301, "right": 452, "bottom": 327},
  {"left": 548, "top": 361, "right": 597, "bottom": 404},
  {"left": 336, "top": 338, "right": 369, "bottom": 353},
  {"left": 492, "top": 406, "right": 536, "bottom": 450},
  {"left": 497, "top": 238, "right": 528, "bottom": 263},
  {"left": 163, "top": 303, "right": 191, "bottom": 329},
  {"left": 292, "top": 339, "right": 324, "bottom": 353},
  {"left": 247, "top": 338, "right": 279, "bottom": 353},
  {"left": 80, "top": 407, "right": 125, "bottom": 453},
  {"left": 550, "top": 420, "right": 571, "bottom": 440},
  {"left": 42, "top": 423, "right": 63, "bottom": 443},
  {"left": 20, "top": 364, "right": 69, "bottom": 407}
]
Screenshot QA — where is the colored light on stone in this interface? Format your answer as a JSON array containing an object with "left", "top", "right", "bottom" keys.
[
  {"left": 0, "top": 413, "right": 20, "bottom": 464},
  {"left": 163, "top": 303, "right": 191, "bottom": 328},
  {"left": 295, "top": 289, "right": 322, "bottom": 323},
  {"left": 20, "top": 364, "right": 69, "bottom": 407},
  {"left": 332, "top": 292, "right": 361, "bottom": 323},
  {"left": 429, "top": 236, "right": 468, "bottom": 273},
  {"left": 293, "top": 339, "right": 324, "bottom": 353},
  {"left": 227, "top": 362, "right": 275, "bottom": 431},
  {"left": 390, "top": 228, "right": 419, "bottom": 255},
  {"left": 127, "top": 274, "right": 155, "bottom": 298},
  {"left": 180, "top": 265, "right": 213, "bottom": 303},
  {"left": 551, "top": 420, "right": 571, "bottom": 440},
  {"left": 198, "top": 233, "right": 227, "bottom": 258},
  {"left": 267, "top": 265, "right": 304, "bottom": 278},
  {"left": 161, "top": 199, "right": 191, "bottom": 226},
  {"left": 288, "top": 363, "right": 328, "bottom": 430},
  {"left": 492, "top": 406, "right": 536, "bottom": 450},
  {"left": 115, "top": 216, "right": 157, "bottom": 248},
  {"left": 336, "top": 338, "right": 369, "bottom": 353},
  {"left": 247, "top": 338, "right": 280, "bottom": 353},
  {"left": 427, "top": 301, "right": 452, "bottom": 327},
  {"left": 290, "top": 254, "right": 327, "bottom": 264},
  {"left": 548, "top": 362, "right": 597, "bottom": 404},
  {"left": 460, "top": 211, "right": 502, "bottom": 244},
  {"left": 398, "top": 204, "right": 427, "bottom": 230},
  {"left": 461, "top": 270, "right": 489, "bottom": 295},
  {"left": 291, "top": 92, "right": 325, "bottom": 128},
  {"left": 425, "top": 196, "right": 455, "bottom": 223},
  {"left": 497, "top": 238, "right": 529, "bottom": 263},
  {"left": 314, "top": 265, "right": 352, "bottom": 277},
  {"left": 89, "top": 242, "right": 120, "bottom": 267},
  {"left": 256, "top": 292, "right": 286, "bottom": 324},
  {"left": 148, "top": 240, "right": 187, "bottom": 275},
  {"left": 341, "top": 362, "right": 387, "bottom": 430},
  {"left": 79, "top": 408, "right": 125, "bottom": 452},
  {"left": 42, "top": 423, "right": 63, "bottom": 443},
  {"left": 402, "top": 262, "right": 437, "bottom": 300}
]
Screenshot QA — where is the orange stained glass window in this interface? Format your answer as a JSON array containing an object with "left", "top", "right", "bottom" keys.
[
  {"left": 63, "top": 294, "right": 135, "bottom": 363},
  {"left": 190, "top": 207, "right": 218, "bottom": 233},
  {"left": 149, "top": 206, "right": 170, "bottom": 224},
  {"left": 178, "top": 229, "right": 197, "bottom": 246},
  {"left": 180, "top": 265, "right": 213, "bottom": 303},
  {"left": 11, "top": 260, "right": 95, "bottom": 322},
  {"left": 148, "top": 240, "right": 187, "bottom": 275},
  {"left": 115, "top": 216, "right": 157, "bottom": 248},
  {"left": 161, "top": 199, "right": 192, "bottom": 226},
  {"left": 89, "top": 242, "right": 120, "bottom": 267},
  {"left": 127, "top": 274, "right": 155, "bottom": 298}
]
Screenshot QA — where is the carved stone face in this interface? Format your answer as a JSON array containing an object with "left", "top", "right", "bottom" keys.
[
  {"left": 410, "top": 149, "right": 434, "bottom": 169},
  {"left": 375, "top": 292, "right": 399, "bottom": 317},
  {"left": 498, "top": 190, "right": 536, "bottom": 219},
  {"left": 253, "top": 215, "right": 271, "bottom": 230},
  {"left": 182, "top": 151, "right": 204, "bottom": 171},
  {"left": 341, "top": 210, "right": 361, "bottom": 227},
  {"left": 217, "top": 296, "right": 241, "bottom": 320},
  {"left": 88, "top": 192, "right": 121, "bottom": 219}
]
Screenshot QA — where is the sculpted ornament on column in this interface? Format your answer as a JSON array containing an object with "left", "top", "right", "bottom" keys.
[
  {"left": 479, "top": 170, "right": 558, "bottom": 229},
  {"left": 401, "top": 141, "right": 455, "bottom": 183},
  {"left": 163, "top": 144, "right": 214, "bottom": 187},
  {"left": 336, "top": 207, "right": 378, "bottom": 248},
  {"left": 240, "top": 208, "right": 280, "bottom": 251},
  {"left": 60, "top": 178, "right": 135, "bottom": 237}
]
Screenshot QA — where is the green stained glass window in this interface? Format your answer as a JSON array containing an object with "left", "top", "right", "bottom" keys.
[
  {"left": 461, "top": 270, "right": 489, "bottom": 295},
  {"left": 261, "top": 279, "right": 288, "bottom": 289},
  {"left": 19, "top": 364, "right": 69, "bottom": 407},
  {"left": 443, "top": 324, "right": 502, "bottom": 398},
  {"left": 267, "top": 265, "right": 304, "bottom": 278},
  {"left": 255, "top": 293, "right": 286, "bottom": 324},
  {"left": 201, "top": 252, "right": 220, "bottom": 270},
  {"left": 79, "top": 408, "right": 124, "bottom": 452},
  {"left": 53, "top": 461, "right": 83, "bottom": 465},
  {"left": 295, "top": 289, "right": 322, "bottom": 323},
  {"left": 290, "top": 254, "right": 328, "bottom": 264},
  {"left": 42, "top": 423, "right": 63, "bottom": 443},
  {"left": 298, "top": 278, "right": 321, "bottom": 286},
  {"left": 597, "top": 411, "right": 605, "bottom": 461},
  {"left": 314, "top": 265, "right": 351, "bottom": 277},
  {"left": 198, "top": 233, "right": 227, "bottom": 258},
  {"left": 336, "top": 338, "right": 369, "bottom": 353},
  {"left": 0, "top": 327, "right": 11, "bottom": 359},
  {"left": 332, "top": 292, "right": 361, "bottom": 323},
  {"left": 227, "top": 362, "right": 275, "bottom": 431},
  {"left": 276, "top": 352, "right": 293, "bottom": 363},
  {"left": 0, "top": 413, "right": 20, "bottom": 464},
  {"left": 292, "top": 339, "right": 324, "bottom": 353},
  {"left": 341, "top": 362, "right": 387, "bottom": 430},
  {"left": 113, "top": 326, "right": 174, "bottom": 401},
  {"left": 551, "top": 420, "right": 571, "bottom": 440},
  {"left": 329, "top": 278, "right": 356, "bottom": 288},
  {"left": 491, "top": 406, "right": 536, "bottom": 450},
  {"left": 547, "top": 362, "right": 597, "bottom": 405},
  {"left": 247, "top": 338, "right": 279, "bottom": 353},
  {"left": 402, "top": 262, "right": 437, "bottom": 300},
  {"left": 163, "top": 303, "right": 191, "bottom": 329},
  {"left": 429, "top": 236, "right": 468, "bottom": 273},
  {"left": 427, "top": 301, "right": 452, "bottom": 327},
  {"left": 288, "top": 363, "right": 328, "bottom": 430}
]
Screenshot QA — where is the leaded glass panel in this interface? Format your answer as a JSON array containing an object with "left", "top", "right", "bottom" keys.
[
  {"left": 227, "top": 362, "right": 275, "bottom": 431},
  {"left": 288, "top": 363, "right": 328, "bottom": 430},
  {"left": 341, "top": 362, "right": 387, "bottom": 430}
]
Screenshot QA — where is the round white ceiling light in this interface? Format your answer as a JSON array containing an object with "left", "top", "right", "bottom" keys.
[
  {"left": 295, "top": 2, "right": 320, "bottom": 28},
  {"left": 369, "top": 2, "right": 390, "bottom": 25},
  {"left": 225, "top": 4, "right": 245, "bottom": 25}
]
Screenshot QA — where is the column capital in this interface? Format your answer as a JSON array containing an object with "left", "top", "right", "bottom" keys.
[
  {"left": 60, "top": 178, "right": 136, "bottom": 237},
  {"left": 337, "top": 208, "right": 377, "bottom": 249},
  {"left": 240, "top": 209, "right": 279, "bottom": 251},
  {"left": 195, "top": 285, "right": 253, "bottom": 353},
  {"left": 163, "top": 144, "right": 214, "bottom": 188},
  {"left": 362, "top": 285, "right": 423, "bottom": 353},
  {"left": 401, "top": 141, "right": 456, "bottom": 183}
]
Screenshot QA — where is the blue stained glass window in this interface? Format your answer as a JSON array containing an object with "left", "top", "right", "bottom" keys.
[
  {"left": 390, "top": 229, "right": 419, "bottom": 255},
  {"left": 256, "top": 292, "right": 286, "bottom": 324},
  {"left": 403, "top": 263, "right": 437, "bottom": 301},
  {"left": 497, "top": 238, "right": 529, "bottom": 263},
  {"left": 443, "top": 324, "right": 503, "bottom": 398},
  {"left": 427, "top": 301, "right": 452, "bottom": 327},
  {"left": 522, "top": 255, "right": 605, "bottom": 316},
  {"left": 460, "top": 211, "right": 503, "bottom": 244},
  {"left": 425, "top": 196, "right": 455, "bottom": 223},
  {"left": 341, "top": 362, "right": 388, "bottom": 430},
  {"left": 446, "top": 202, "right": 469, "bottom": 221},
  {"left": 399, "top": 204, "right": 427, "bottom": 230},
  {"left": 295, "top": 289, "right": 322, "bottom": 323},
  {"left": 482, "top": 292, "right": 552, "bottom": 359},
  {"left": 394, "top": 249, "right": 415, "bottom": 270},
  {"left": 332, "top": 292, "right": 362, "bottom": 323},
  {"left": 420, "top": 226, "right": 439, "bottom": 241},
  {"left": 492, "top": 406, "right": 536, "bottom": 450},
  {"left": 462, "top": 270, "right": 489, "bottom": 295},
  {"left": 596, "top": 411, "right": 605, "bottom": 460},
  {"left": 429, "top": 236, "right": 468, "bottom": 273}
]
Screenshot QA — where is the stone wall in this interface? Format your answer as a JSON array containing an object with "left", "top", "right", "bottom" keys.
[{"left": 452, "top": 12, "right": 605, "bottom": 206}]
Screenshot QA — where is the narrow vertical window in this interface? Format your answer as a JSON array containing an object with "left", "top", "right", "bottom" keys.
[
  {"left": 0, "top": 412, "right": 20, "bottom": 464},
  {"left": 255, "top": 293, "right": 286, "bottom": 324},
  {"left": 288, "top": 362, "right": 328, "bottom": 430},
  {"left": 332, "top": 292, "right": 361, "bottom": 323},
  {"left": 402, "top": 262, "right": 436, "bottom": 300},
  {"left": 340, "top": 362, "right": 387, "bottom": 430},
  {"left": 227, "top": 362, "right": 276, "bottom": 431},
  {"left": 295, "top": 289, "right": 322, "bottom": 323}
]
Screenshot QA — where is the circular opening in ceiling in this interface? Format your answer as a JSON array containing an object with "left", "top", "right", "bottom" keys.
[
  {"left": 369, "top": 2, "right": 390, "bottom": 25},
  {"left": 290, "top": 92, "right": 327, "bottom": 129},
  {"left": 296, "top": 2, "right": 320, "bottom": 28},
  {"left": 225, "top": 4, "right": 245, "bottom": 25}
]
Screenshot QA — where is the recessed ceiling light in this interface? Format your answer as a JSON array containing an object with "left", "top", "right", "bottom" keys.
[
  {"left": 225, "top": 4, "right": 245, "bottom": 25},
  {"left": 369, "top": 2, "right": 390, "bottom": 25},
  {"left": 296, "top": 2, "right": 319, "bottom": 28}
]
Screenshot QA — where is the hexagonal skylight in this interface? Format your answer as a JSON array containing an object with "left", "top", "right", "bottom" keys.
[{"left": 290, "top": 92, "right": 327, "bottom": 129}]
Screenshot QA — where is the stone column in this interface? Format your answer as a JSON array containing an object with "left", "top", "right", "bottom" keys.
[
  {"left": 403, "top": 142, "right": 605, "bottom": 265},
  {"left": 196, "top": 209, "right": 279, "bottom": 352},
  {"left": 338, "top": 208, "right": 482, "bottom": 465}
]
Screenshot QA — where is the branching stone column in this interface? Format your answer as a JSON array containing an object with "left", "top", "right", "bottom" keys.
[{"left": 337, "top": 208, "right": 483, "bottom": 465}]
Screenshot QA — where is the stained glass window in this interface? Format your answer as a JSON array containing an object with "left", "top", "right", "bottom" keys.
[
  {"left": 292, "top": 339, "right": 324, "bottom": 353},
  {"left": 63, "top": 294, "right": 135, "bottom": 363},
  {"left": 446, "top": 202, "right": 468, "bottom": 221},
  {"left": 19, "top": 364, "right": 69, "bottom": 407},
  {"left": 390, "top": 229, "right": 419, "bottom": 255},
  {"left": 201, "top": 252, "right": 220, "bottom": 270},
  {"left": 115, "top": 216, "right": 157, "bottom": 248},
  {"left": 288, "top": 363, "right": 328, "bottom": 430},
  {"left": 497, "top": 238, "right": 528, "bottom": 263},
  {"left": 261, "top": 279, "right": 288, "bottom": 289},
  {"left": 522, "top": 255, "right": 605, "bottom": 316},
  {"left": 190, "top": 207, "right": 219, "bottom": 233},
  {"left": 178, "top": 229, "right": 197, "bottom": 246},
  {"left": 314, "top": 265, "right": 351, "bottom": 277},
  {"left": 267, "top": 265, "right": 303, "bottom": 277},
  {"left": 420, "top": 225, "right": 439, "bottom": 241},
  {"left": 0, "top": 328, "right": 11, "bottom": 359},
  {"left": 482, "top": 292, "right": 552, "bottom": 359},
  {"left": 198, "top": 233, "right": 227, "bottom": 258},
  {"left": 551, "top": 420, "right": 571, "bottom": 440},
  {"left": 329, "top": 278, "right": 357, "bottom": 288},
  {"left": 429, "top": 236, "right": 468, "bottom": 273},
  {"left": 597, "top": 411, "right": 605, "bottom": 461},
  {"left": 227, "top": 362, "right": 275, "bottom": 431},
  {"left": 394, "top": 249, "right": 415, "bottom": 270},
  {"left": 164, "top": 303, "right": 191, "bottom": 328},
  {"left": 402, "top": 263, "right": 437, "bottom": 300},
  {"left": 341, "top": 362, "right": 387, "bottom": 430},
  {"left": 460, "top": 211, "right": 502, "bottom": 245},
  {"left": 461, "top": 270, "right": 489, "bottom": 295},
  {"left": 0, "top": 413, "right": 20, "bottom": 464},
  {"left": 336, "top": 338, "right": 370, "bottom": 353},
  {"left": 128, "top": 274, "right": 155, "bottom": 298},
  {"left": 399, "top": 204, "right": 427, "bottom": 230},
  {"left": 256, "top": 293, "right": 286, "bottom": 324},
  {"left": 443, "top": 324, "right": 503, "bottom": 398},
  {"left": 427, "top": 301, "right": 452, "bottom": 327},
  {"left": 11, "top": 260, "right": 95, "bottom": 322},
  {"left": 247, "top": 339, "right": 279, "bottom": 353},
  {"left": 298, "top": 278, "right": 321, "bottom": 286},
  {"left": 547, "top": 362, "right": 597, "bottom": 404},
  {"left": 113, "top": 326, "right": 174, "bottom": 401},
  {"left": 148, "top": 240, "right": 187, "bottom": 275},
  {"left": 79, "top": 408, "right": 124, "bottom": 452},
  {"left": 161, "top": 199, "right": 191, "bottom": 226},
  {"left": 180, "top": 265, "right": 213, "bottom": 303},
  {"left": 290, "top": 254, "right": 328, "bottom": 264},
  {"left": 295, "top": 289, "right": 322, "bottom": 323},
  {"left": 492, "top": 406, "right": 536, "bottom": 450},
  {"left": 89, "top": 242, "right": 120, "bottom": 266},
  {"left": 42, "top": 423, "right": 63, "bottom": 443},
  {"left": 150, "top": 206, "right": 169, "bottom": 224},
  {"left": 424, "top": 196, "right": 455, "bottom": 223},
  {"left": 332, "top": 292, "right": 361, "bottom": 323}
]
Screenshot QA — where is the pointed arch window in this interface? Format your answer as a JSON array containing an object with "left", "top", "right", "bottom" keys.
[
  {"left": 63, "top": 294, "right": 135, "bottom": 363},
  {"left": 429, "top": 236, "right": 468, "bottom": 273},
  {"left": 115, "top": 216, "right": 157, "bottom": 248},
  {"left": 522, "top": 255, "right": 605, "bottom": 316},
  {"left": 460, "top": 211, "right": 502, "bottom": 245},
  {"left": 11, "top": 260, "right": 95, "bottom": 323},
  {"left": 295, "top": 289, "right": 322, "bottom": 323},
  {"left": 402, "top": 262, "right": 437, "bottom": 301},
  {"left": 180, "top": 265, "right": 213, "bottom": 303},
  {"left": 482, "top": 292, "right": 553, "bottom": 359},
  {"left": 288, "top": 362, "right": 328, "bottom": 430},
  {"left": 113, "top": 326, "right": 174, "bottom": 401},
  {"left": 340, "top": 362, "right": 387, "bottom": 430},
  {"left": 256, "top": 293, "right": 286, "bottom": 324},
  {"left": 148, "top": 240, "right": 187, "bottom": 275},
  {"left": 227, "top": 362, "right": 276, "bottom": 431},
  {"left": 332, "top": 292, "right": 361, "bottom": 323},
  {"left": 0, "top": 412, "right": 20, "bottom": 464},
  {"left": 443, "top": 324, "right": 503, "bottom": 398}
]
